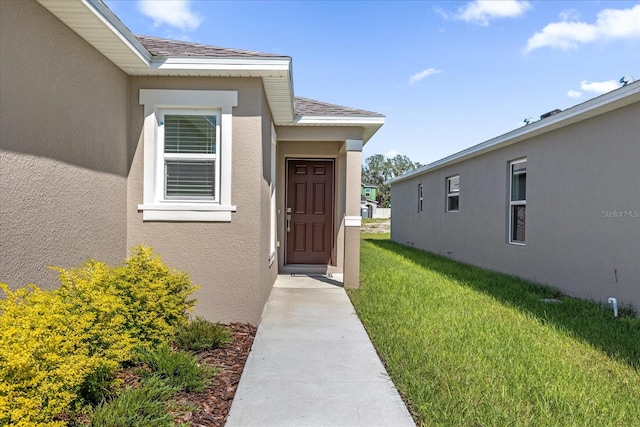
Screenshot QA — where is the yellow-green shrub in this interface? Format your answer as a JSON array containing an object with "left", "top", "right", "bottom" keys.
[
  {"left": 0, "top": 245, "right": 197, "bottom": 426},
  {"left": 0, "top": 284, "right": 108, "bottom": 427}
]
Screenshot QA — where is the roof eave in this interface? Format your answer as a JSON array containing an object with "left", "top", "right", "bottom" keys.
[
  {"left": 36, "top": 0, "right": 296, "bottom": 123},
  {"left": 389, "top": 81, "right": 640, "bottom": 185},
  {"left": 37, "top": 0, "right": 151, "bottom": 68}
]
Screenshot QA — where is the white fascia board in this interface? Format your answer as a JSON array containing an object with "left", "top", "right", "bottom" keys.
[
  {"left": 150, "top": 57, "right": 292, "bottom": 73},
  {"left": 84, "top": 0, "right": 151, "bottom": 64},
  {"left": 389, "top": 81, "right": 640, "bottom": 186},
  {"left": 293, "top": 116, "right": 385, "bottom": 126}
]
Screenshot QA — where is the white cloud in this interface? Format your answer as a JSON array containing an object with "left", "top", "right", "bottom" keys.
[
  {"left": 409, "top": 68, "right": 442, "bottom": 84},
  {"left": 457, "top": 0, "right": 531, "bottom": 26},
  {"left": 558, "top": 9, "right": 581, "bottom": 22},
  {"left": 567, "top": 90, "right": 582, "bottom": 98},
  {"left": 384, "top": 149, "right": 400, "bottom": 158},
  {"left": 580, "top": 79, "right": 620, "bottom": 94},
  {"left": 525, "top": 4, "right": 640, "bottom": 52},
  {"left": 138, "top": 0, "right": 202, "bottom": 31}
]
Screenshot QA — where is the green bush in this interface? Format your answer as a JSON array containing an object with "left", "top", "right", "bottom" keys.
[
  {"left": 54, "top": 245, "right": 198, "bottom": 352},
  {"left": 174, "top": 317, "right": 233, "bottom": 352},
  {"left": 0, "top": 245, "right": 197, "bottom": 426},
  {"left": 136, "top": 343, "right": 215, "bottom": 393},
  {"left": 89, "top": 376, "right": 177, "bottom": 427}
]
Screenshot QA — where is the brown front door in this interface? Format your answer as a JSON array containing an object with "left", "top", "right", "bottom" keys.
[{"left": 286, "top": 159, "right": 334, "bottom": 265}]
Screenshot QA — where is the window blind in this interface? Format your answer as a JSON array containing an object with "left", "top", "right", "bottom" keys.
[
  {"left": 165, "top": 115, "right": 216, "bottom": 154},
  {"left": 165, "top": 160, "right": 216, "bottom": 198},
  {"left": 163, "top": 114, "right": 217, "bottom": 199}
]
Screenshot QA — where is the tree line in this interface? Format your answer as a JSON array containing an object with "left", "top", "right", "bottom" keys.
[{"left": 361, "top": 154, "right": 421, "bottom": 208}]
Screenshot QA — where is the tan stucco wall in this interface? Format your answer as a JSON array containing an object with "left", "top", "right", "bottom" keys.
[
  {"left": 391, "top": 103, "right": 640, "bottom": 311},
  {"left": 0, "top": 0, "right": 129, "bottom": 289},
  {"left": 127, "top": 77, "right": 277, "bottom": 324},
  {"left": 343, "top": 149, "right": 362, "bottom": 288}
]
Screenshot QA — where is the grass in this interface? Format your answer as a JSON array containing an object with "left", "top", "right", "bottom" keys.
[
  {"left": 361, "top": 218, "right": 389, "bottom": 224},
  {"left": 174, "top": 316, "right": 233, "bottom": 352},
  {"left": 349, "top": 235, "right": 640, "bottom": 426},
  {"left": 135, "top": 343, "right": 217, "bottom": 393},
  {"left": 89, "top": 376, "right": 178, "bottom": 427}
]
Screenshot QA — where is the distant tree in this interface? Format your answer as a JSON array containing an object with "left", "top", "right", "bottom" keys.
[{"left": 362, "top": 154, "right": 421, "bottom": 208}]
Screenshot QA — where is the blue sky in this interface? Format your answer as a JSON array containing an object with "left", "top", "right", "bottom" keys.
[{"left": 104, "top": 0, "right": 640, "bottom": 165}]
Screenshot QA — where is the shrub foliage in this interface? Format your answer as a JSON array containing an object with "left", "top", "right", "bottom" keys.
[
  {"left": 174, "top": 316, "right": 233, "bottom": 352},
  {"left": 136, "top": 343, "right": 216, "bottom": 393},
  {"left": 0, "top": 245, "right": 197, "bottom": 426}
]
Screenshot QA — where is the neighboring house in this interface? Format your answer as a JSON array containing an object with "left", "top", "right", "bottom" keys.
[
  {"left": 0, "top": 0, "right": 384, "bottom": 324},
  {"left": 361, "top": 183, "right": 378, "bottom": 218},
  {"left": 362, "top": 182, "right": 378, "bottom": 202},
  {"left": 389, "top": 82, "right": 640, "bottom": 312}
]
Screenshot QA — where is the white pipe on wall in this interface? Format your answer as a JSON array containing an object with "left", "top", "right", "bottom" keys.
[{"left": 608, "top": 297, "right": 618, "bottom": 317}]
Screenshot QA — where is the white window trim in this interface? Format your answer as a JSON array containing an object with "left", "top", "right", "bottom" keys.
[
  {"left": 509, "top": 158, "right": 527, "bottom": 245},
  {"left": 418, "top": 183, "right": 423, "bottom": 213},
  {"left": 446, "top": 175, "right": 460, "bottom": 212},
  {"left": 138, "top": 89, "right": 238, "bottom": 221}
]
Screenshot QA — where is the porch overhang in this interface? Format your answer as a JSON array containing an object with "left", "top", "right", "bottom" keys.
[{"left": 284, "top": 115, "right": 385, "bottom": 143}]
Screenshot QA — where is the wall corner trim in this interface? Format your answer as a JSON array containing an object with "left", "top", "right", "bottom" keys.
[{"left": 345, "top": 216, "right": 362, "bottom": 227}]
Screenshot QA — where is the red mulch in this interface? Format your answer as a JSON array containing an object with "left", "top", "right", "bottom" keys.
[{"left": 172, "top": 323, "right": 256, "bottom": 426}]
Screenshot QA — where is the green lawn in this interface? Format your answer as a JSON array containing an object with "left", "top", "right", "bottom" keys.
[{"left": 350, "top": 235, "right": 640, "bottom": 426}]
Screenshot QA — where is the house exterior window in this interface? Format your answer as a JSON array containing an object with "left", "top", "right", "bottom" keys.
[
  {"left": 163, "top": 112, "right": 218, "bottom": 200},
  {"left": 138, "top": 89, "right": 238, "bottom": 221},
  {"left": 446, "top": 175, "right": 459, "bottom": 212},
  {"left": 418, "top": 184, "right": 423, "bottom": 213},
  {"left": 365, "top": 188, "right": 372, "bottom": 198},
  {"left": 509, "top": 158, "right": 527, "bottom": 244}
]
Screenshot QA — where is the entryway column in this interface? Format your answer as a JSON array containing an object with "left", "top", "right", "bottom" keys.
[{"left": 343, "top": 139, "right": 363, "bottom": 288}]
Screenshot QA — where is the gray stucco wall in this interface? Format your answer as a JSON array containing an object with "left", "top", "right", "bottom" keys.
[
  {"left": 127, "top": 77, "right": 277, "bottom": 324},
  {"left": 391, "top": 103, "right": 640, "bottom": 311},
  {"left": 0, "top": 0, "right": 129, "bottom": 289}
]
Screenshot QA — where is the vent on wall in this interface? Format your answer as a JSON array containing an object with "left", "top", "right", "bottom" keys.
[{"left": 540, "top": 109, "right": 562, "bottom": 120}]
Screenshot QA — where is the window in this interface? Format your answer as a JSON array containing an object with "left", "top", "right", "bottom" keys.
[
  {"left": 446, "top": 175, "right": 459, "bottom": 212},
  {"left": 509, "top": 159, "right": 527, "bottom": 244},
  {"left": 418, "top": 184, "right": 423, "bottom": 213},
  {"left": 163, "top": 112, "right": 218, "bottom": 200},
  {"left": 364, "top": 188, "right": 372, "bottom": 198},
  {"left": 138, "top": 90, "right": 238, "bottom": 221}
]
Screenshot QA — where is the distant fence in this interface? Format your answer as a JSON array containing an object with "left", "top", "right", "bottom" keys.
[{"left": 373, "top": 208, "right": 391, "bottom": 219}]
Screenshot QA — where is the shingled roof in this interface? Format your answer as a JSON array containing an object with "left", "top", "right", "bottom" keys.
[
  {"left": 136, "top": 35, "right": 286, "bottom": 58},
  {"left": 295, "top": 97, "right": 383, "bottom": 118}
]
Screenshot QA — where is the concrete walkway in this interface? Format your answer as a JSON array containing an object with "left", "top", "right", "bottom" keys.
[{"left": 226, "top": 274, "right": 415, "bottom": 427}]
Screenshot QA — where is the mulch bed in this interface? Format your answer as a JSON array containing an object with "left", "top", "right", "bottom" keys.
[
  {"left": 58, "top": 323, "right": 256, "bottom": 426},
  {"left": 173, "top": 323, "right": 257, "bottom": 426}
]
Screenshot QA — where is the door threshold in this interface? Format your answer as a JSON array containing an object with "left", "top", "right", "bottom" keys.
[{"left": 280, "top": 264, "right": 329, "bottom": 275}]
